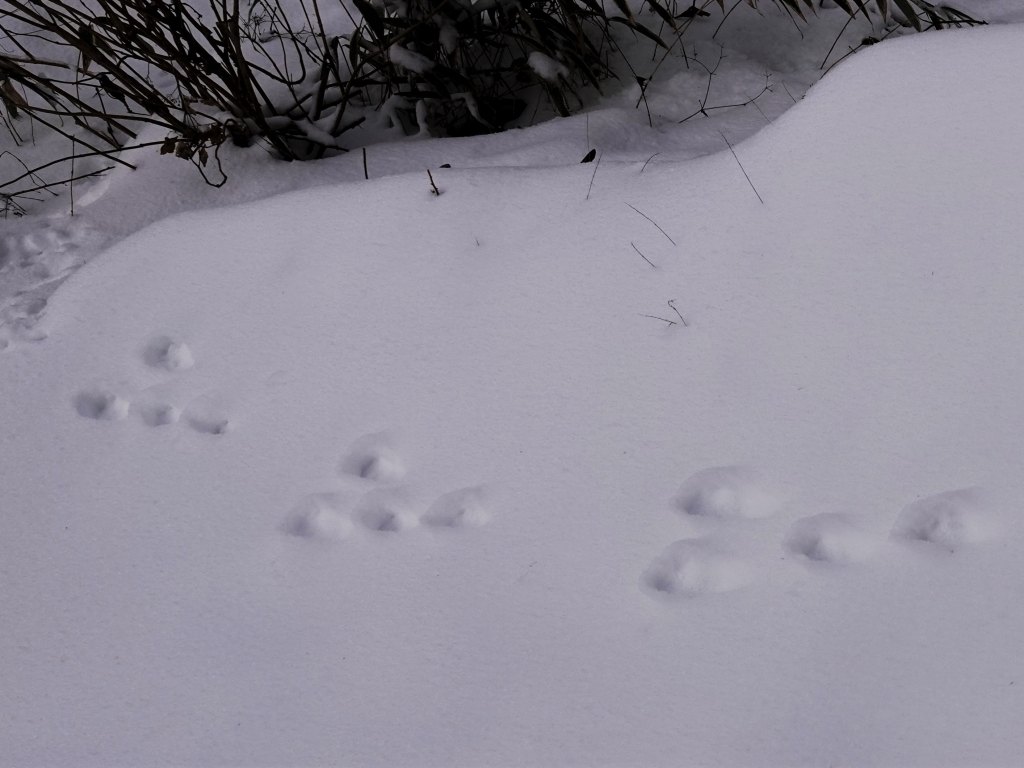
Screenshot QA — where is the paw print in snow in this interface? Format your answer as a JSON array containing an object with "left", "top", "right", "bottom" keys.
[
  {"left": 643, "top": 538, "right": 755, "bottom": 597},
  {"left": 143, "top": 336, "right": 194, "bottom": 371},
  {"left": 675, "top": 465, "right": 782, "bottom": 520},
  {"left": 422, "top": 485, "right": 491, "bottom": 529},
  {"left": 891, "top": 487, "right": 994, "bottom": 552},
  {"left": 340, "top": 434, "right": 405, "bottom": 482},
  {"left": 74, "top": 390, "right": 130, "bottom": 421}
]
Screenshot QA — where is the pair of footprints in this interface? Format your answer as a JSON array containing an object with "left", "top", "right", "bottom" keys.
[
  {"left": 73, "top": 336, "right": 229, "bottom": 435},
  {"left": 284, "top": 438, "right": 491, "bottom": 540},
  {"left": 644, "top": 465, "right": 995, "bottom": 598}
]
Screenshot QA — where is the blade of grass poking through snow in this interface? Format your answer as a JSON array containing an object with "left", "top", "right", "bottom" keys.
[
  {"left": 639, "top": 313, "right": 677, "bottom": 326},
  {"left": 667, "top": 299, "right": 688, "bottom": 326},
  {"left": 640, "top": 153, "right": 661, "bottom": 173},
  {"left": 631, "top": 242, "right": 657, "bottom": 268},
  {"left": 586, "top": 153, "right": 601, "bottom": 200},
  {"left": 625, "top": 204, "right": 676, "bottom": 245},
  {"left": 718, "top": 131, "right": 764, "bottom": 204}
]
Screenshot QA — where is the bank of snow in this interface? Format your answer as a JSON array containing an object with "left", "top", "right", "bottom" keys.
[{"left": 2, "top": 23, "right": 1023, "bottom": 768}]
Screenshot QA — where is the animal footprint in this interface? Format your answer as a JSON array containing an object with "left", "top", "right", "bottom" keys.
[
  {"left": 1, "top": 295, "right": 49, "bottom": 345},
  {"left": 422, "top": 486, "right": 491, "bottom": 528},
  {"left": 284, "top": 493, "right": 354, "bottom": 541},
  {"left": 891, "top": 487, "right": 994, "bottom": 552},
  {"left": 675, "top": 465, "right": 781, "bottom": 520},
  {"left": 785, "top": 513, "right": 878, "bottom": 564},
  {"left": 354, "top": 489, "right": 416, "bottom": 533},
  {"left": 73, "top": 390, "right": 129, "bottom": 421},
  {"left": 137, "top": 402, "right": 180, "bottom": 427},
  {"left": 143, "top": 336, "right": 194, "bottom": 371},
  {"left": 186, "top": 415, "right": 230, "bottom": 435},
  {"left": 182, "top": 393, "right": 232, "bottom": 436},
  {"left": 643, "top": 538, "right": 755, "bottom": 597},
  {"left": 340, "top": 434, "right": 405, "bottom": 482}
]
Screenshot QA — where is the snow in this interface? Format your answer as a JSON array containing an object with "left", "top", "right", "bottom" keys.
[
  {"left": 528, "top": 51, "right": 569, "bottom": 82},
  {"left": 3, "top": 6, "right": 1024, "bottom": 767},
  {"left": 389, "top": 44, "right": 435, "bottom": 74}
]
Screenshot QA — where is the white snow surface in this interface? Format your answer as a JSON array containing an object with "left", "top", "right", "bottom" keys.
[
  {"left": 528, "top": 51, "right": 570, "bottom": 82},
  {"left": 3, "top": 18, "right": 1024, "bottom": 768}
]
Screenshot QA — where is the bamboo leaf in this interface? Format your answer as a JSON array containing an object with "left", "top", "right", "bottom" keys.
[
  {"left": 777, "top": 0, "right": 808, "bottom": 22},
  {"left": 892, "top": 0, "right": 922, "bottom": 29},
  {"left": 351, "top": 0, "right": 386, "bottom": 40},
  {"left": 611, "top": 0, "right": 635, "bottom": 23},
  {"left": 608, "top": 16, "right": 669, "bottom": 48},
  {"left": 647, "top": 0, "right": 680, "bottom": 29},
  {"left": 1, "top": 79, "right": 28, "bottom": 118},
  {"left": 850, "top": 0, "right": 871, "bottom": 20}
]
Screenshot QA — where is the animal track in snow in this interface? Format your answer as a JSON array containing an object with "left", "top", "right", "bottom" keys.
[
  {"left": 185, "top": 414, "right": 230, "bottom": 435},
  {"left": 143, "top": 336, "right": 194, "bottom": 371},
  {"left": 1, "top": 220, "right": 97, "bottom": 351},
  {"left": 74, "top": 390, "right": 130, "bottom": 421},
  {"left": 0, "top": 295, "right": 50, "bottom": 347},
  {"left": 675, "top": 465, "right": 782, "bottom": 519},
  {"left": 785, "top": 513, "right": 878, "bottom": 564},
  {"left": 138, "top": 403, "right": 180, "bottom": 427},
  {"left": 354, "top": 489, "right": 417, "bottom": 533},
  {"left": 181, "top": 392, "right": 233, "bottom": 436},
  {"left": 891, "top": 488, "right": 995, "bottom": 552},
  {"left": 641, "top": 464, "right": 778, "bottom": 601},
  {"left": 283, "top": 493, "right": 354, "bottom": 541},
  {"left": 71, "top": 335, "right": 231, "bottom": 435},
  {"left": 643, "top": 538, "right": 755, "bottom": 597},
  {"left": 286, "top": 437, "right": 491, "bottom": 542},
  {"left": 646, "top": 465, "right": 998, "bottom": 602},
  {"left": 422, "top": 485, "right": 491, "bottom": 529},
  {"left": 339, "top": 434, "right": 405, "bottom": 482}
]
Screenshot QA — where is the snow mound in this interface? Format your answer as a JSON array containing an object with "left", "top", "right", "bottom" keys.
[{"left": 527, "top": 51, "right": 569, "bottom": 82}]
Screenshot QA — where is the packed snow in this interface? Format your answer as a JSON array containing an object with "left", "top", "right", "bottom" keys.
[{"left": 2, "top": 3, "right": 1024, "bottom": 766}]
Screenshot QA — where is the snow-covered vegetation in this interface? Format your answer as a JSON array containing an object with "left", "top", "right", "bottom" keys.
[{"left": 2, "top": 0, "right": 1024, "bottom": 765}]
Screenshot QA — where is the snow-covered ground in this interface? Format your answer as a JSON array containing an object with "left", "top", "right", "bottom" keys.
[{"left": 3, "top": 4, "right": 1024, "bottom": 766}]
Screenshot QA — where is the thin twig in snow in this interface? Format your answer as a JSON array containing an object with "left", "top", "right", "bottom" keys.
[
  {"left": 640, "top": 314, "right": 677, "bottom": 326},
  {"left": 718, "top": 131, "right": 764, "bottom": 205},
  {"left": 640, "top": 152, "right": 660, "bottom": 173},
  {"left": 631, "top": 242, "right": 657, "bottom": 268},
  {"left": 667, "top": 299, "right": 688, "bottom": 327},
  {"left": 626, "top": 203, "right": 676, "bottom": 246},
  {"left": 586, "top": 152, "right": 601, "bottom": 200}
]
